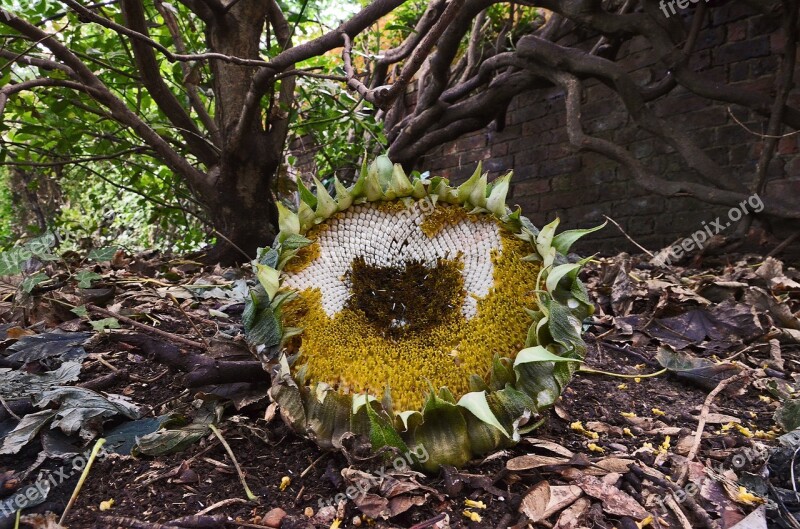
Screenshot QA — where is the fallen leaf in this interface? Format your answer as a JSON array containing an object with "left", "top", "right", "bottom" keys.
[
  {"left": 519, "top": 480, "right": 550, "bottom": 522},
  {"left": 575, "top": 474, "right": 649, "bottom": 520}
]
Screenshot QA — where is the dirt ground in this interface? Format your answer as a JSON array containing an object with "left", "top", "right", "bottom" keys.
[{"left": 1, "top": 249, "right": 798, "bottom": 529}]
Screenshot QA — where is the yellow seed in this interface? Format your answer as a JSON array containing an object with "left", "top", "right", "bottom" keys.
[
  {"left": 280, "top": 476, "right": 291, "bottom": 491},
  {"left": 623, "top": 428, "right": 634, "bottom": 437},
  {"left": 617, "top": 383, "right": 627, "bottom": 390},
  {"left": 735, "top": 424, "right": 754, "bottom": 438},
  {"left": 736, "top": 487, "right": 764, "bottom": 505},
  {"left": 758, "top": 395, "right": 771, "bottom": 403},
  {"left": 463, "top": 510, "right": 482, "bottom": 522},
  {"left": 634, "top": 377, "right": 642, "bottom": 383}
]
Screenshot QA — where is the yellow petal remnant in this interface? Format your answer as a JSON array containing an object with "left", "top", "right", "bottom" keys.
[
  {"left": 659, "top": 436, "right": 671, "bottom": 454},
  {"left": 463, "top": 510, "right": 482, "bottom": 522},
  {"left": 588, "top": 443, "right": 604, "bottom": 453},
  {"left": 736, "top": 487, "right": 765, "bottom": 505},
  {"left": 464, "top": 499, "right": 486, "bottom": 509},
  {"left": 652, "top": 408, "right": 666, "bottom": 417},
  {"left": 617, "top": 383, "right": 628, "bottom": 390},
  {"left": 621, "top": 412, "right": 636, "bottom": 418},
  {"left": 623, "top": 427, "right": 634, "bottom": 437},
  {"left": 330, "top": 519, "right": 342, "bottom": 529},
  {"left": 280, "top": 476, "right": 291, "bottom": 491},
  {"left": 634, "top": 377, "right": 642, "bottom": 383},
  {"left": 570, "top": 421, "right": 599, "bottom": 439},
  {"left": 758, "top": 395, "right": 772, "bottom": 403},
  {"left": 735, "top": 424, "right": 754, "bottom": 438},
  {"left": 99, "top": 499, "right": 114, "bottom": 511},
  {"left": 637, "top": 515, "right": 653, "bottom": 528}
]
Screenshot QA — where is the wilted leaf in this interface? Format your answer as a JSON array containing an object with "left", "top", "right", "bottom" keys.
[
  {"left": 0, "top": 361, "right": 83, "bottom": 400},
  {"left": 576, "top": 474, "right": 648, "bottom": 519},
  {"left": 775, "top": 399, "right": 800, "bottom": 432},
  {"left": 0, "top": 410, "right": 57, "bottom": 454},
  {"left": 519, "top": 480, "right": 550, "bottom": 522},
  {"left": 655, "top": 347, "right": 742, "bottom": 390},
  {"left": 4, "top": 332, "right": 90, "bottom": 367},
  {"left": 34, "top": 387, "right": 141, "bottom": 440}
]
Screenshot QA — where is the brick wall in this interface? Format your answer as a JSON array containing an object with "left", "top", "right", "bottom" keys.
[{"left": 418, "top": 4, "right": 800, "bottom": 256}]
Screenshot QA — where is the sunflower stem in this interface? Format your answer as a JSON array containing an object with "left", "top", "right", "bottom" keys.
[
  {"left": 208, "top": 424, "right": 258, "bottom": 501},
  {"left": 577, "top": 366, "right": 667, "bottom": 379}
]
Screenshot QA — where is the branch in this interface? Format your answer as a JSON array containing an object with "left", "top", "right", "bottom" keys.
[
  {"left": 516, "top": 36, "right": 743, "bottom": 193},
  {"left": 750, "top": 0, "right": 798, "bottom": 195},
  {"left": 0, "top": 146, "right": 149, "bottom": 166},
  {"left": 119, "top": 0, "right": 217, "bottom": 165},
  {"left": 0, "top": 47, "right": 72, "bottom": 74},
  {"left": 0, "top": 78, "right": 89, "bottom": 117},
  {"left": 154, "top": 0, "right": 221, "bottom": 148},
  {"left": 377, "top": 0, "right": 446, "bottom": 65},
  {"left": 0, "top": 8, "right": 213, "bottom": 199},
  {"left": 230, "top": 0, "right": 408, "bottom": 150},
  {"left": 548, "top": 67, "right": 800, "bottom": 219}
]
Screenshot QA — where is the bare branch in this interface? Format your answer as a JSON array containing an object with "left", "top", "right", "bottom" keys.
[
  {"left": 155, "top": 0, "right": 221, "bottom": 147},
  {"left": 377, "top": 0, "right": 446, "bottom": 65},
  {"left": 548, "top": 67, "right": 800, "bottom": 219},
  {"left": 119, "top": 0, "right": 216, "bottom": 166},
  {"left": 231, "top": 0, "right": 407, "bottom": 152},
  {"left": 0, "top": 78, "right": 89, "bottom": 117}
]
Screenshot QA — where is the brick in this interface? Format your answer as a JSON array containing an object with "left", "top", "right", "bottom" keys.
[
  {"left": 512, "top": 178, "right": 550, "bottom": 197},
  {"left": 727, "top": 20, "right": 747, "bottom": 41},
  {"left": 539, "top": 157, "right": 582, "bottom": 178},
  {"left": 748, "top": 14, "right": 780, "bottom": 38},
  {"left": 713, "top": 36, "right": 770, "bottom": 65}
]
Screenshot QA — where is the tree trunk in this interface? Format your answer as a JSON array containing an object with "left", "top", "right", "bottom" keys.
[{"left": 198, "top": 0, "right": 281, "bottom": 264}]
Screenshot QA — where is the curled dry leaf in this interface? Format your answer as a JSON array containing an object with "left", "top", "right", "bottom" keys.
[{"left": 575, "top": 474, "right": 649, "bottom": 520}]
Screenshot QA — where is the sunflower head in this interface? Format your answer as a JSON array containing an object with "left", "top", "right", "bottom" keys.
[{"left": 245, "top": 156, "right": 600, "bottom": 472}]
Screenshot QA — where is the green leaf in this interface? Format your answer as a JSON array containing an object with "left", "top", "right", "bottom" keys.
[
  {"left": 551, "top": 222, "right": 606, "bottom": 254},
  {"left": 21, "top": 271, "right": 49, "bottom": 293},
  {"left": 365, "top": 398, "right": 409, "bottom": 454},
  {"left": 71, "top": 305, "right": 89, "bottom": 318},
  {"left": 776, "top": 399, "right": 800, "bottom": 432},
  {"left": 89, "top": 317, "right": 120, "bottom": 331},
  {"left": 255, "top": 264, "right": 280, "bottom": 300},
  {"left": 457, "top": 391, "right": 510, "bottom": 437},
  {"left": 280, "top": 234, "right": 312, "bottom": 250},
  {"left": 87, "top": 246, "right": 119, "bottom": 261},
  {"left": 74, "top": 270, "right": 102, "bottom": 289},
  {"left": 514, "top": 346, "right": 583, "bottom": 367},
  {"left": 545, "top": 263, "right": 581, "bottom": 293}
]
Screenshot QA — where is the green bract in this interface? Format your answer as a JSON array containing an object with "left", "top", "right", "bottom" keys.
[{"left": 245, "top": 156, "right": 601, "bottom": 472}]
